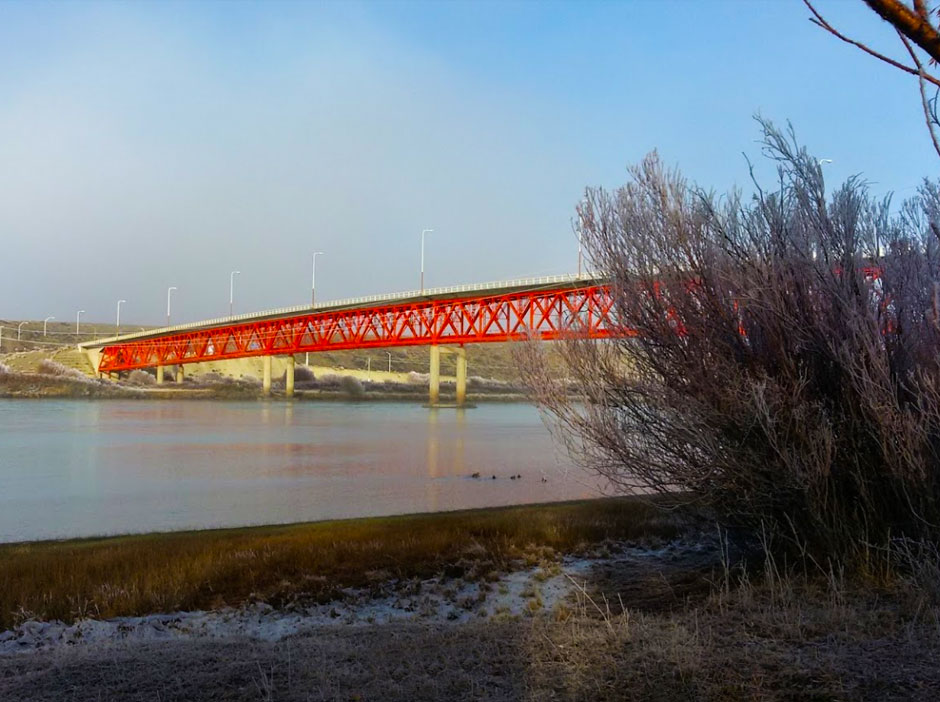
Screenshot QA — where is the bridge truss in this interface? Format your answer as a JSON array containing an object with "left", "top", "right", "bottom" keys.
[{"left": 95, "top": 284, "right": 615, "bottom": 373}]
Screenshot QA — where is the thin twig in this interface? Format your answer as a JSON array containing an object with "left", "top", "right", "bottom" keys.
[
  {"left": 803, "top": 0, "right": 940, "bottom": 89},
  {"left": 899, "top": 30, "right": 940, "bottom": 159}
]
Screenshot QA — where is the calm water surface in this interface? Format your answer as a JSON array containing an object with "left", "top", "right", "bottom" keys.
[{"left": 0, "top": 400, "right": 600, "bottom": 542}]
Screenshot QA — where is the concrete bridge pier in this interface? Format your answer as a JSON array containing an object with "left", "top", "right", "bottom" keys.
[
  {"left": 156, "top": 366, "right": 164, "bottom": 384},
  {"left": 285, "top": 356, "right": 295, "bottom": 398},
  {"left": 262, "top": 355, "right": 272, "bottom": 396},
  {"left": 455, "top": 347, "right": 467, "bottom": 406},
  {"left": 429, "top": 345, "right": 441, "bottom": 405},
  {"left": 427, "top": 345, "right": 468, "bottom": 407},
  {"left": 176, "top": 365, "right": 184, "bottom": 384}
]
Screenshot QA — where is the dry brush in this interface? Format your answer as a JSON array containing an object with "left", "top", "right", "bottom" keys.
[{"left": 523, "top": 119, "right": 940, "bottom": 566}]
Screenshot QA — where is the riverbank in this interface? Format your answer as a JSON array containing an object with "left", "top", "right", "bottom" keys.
[
  {"left": 0, "top": 364, "right": 530, "bottom": 401},
  {"left": 0, "top": 497, "right": 683, "bottom": 631},
  {"left": 3, "top": 497, "right": 939, "bottom": 700}
]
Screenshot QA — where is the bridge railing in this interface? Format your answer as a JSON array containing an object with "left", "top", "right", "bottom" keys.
[{"left": 80, "top": 272, "right": 606, "bottom": 349}]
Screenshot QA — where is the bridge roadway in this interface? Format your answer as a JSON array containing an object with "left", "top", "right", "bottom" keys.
[{"left": 79, "top": 273, "right": 613, "bottom": 405}]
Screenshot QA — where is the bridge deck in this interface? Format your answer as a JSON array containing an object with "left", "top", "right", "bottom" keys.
[
  {"left": 83, "top": 274, "right": 614, "bottom": 374},
  {"left": 80, "top": 273, "right": 605, "bottom": 349}
]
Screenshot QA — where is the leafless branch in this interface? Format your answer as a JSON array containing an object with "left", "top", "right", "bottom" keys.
[
  {"left": 899, "top": 30, "right": 940, "bottom": 158},
  {"left": 864, "top": 0, "right": 940, "bottom": 62},
  {"left": 521, "top": 119, "right": 940, "bottom": 565},
  {"left": 804, "top": 0, "right": 940, "bottom": 89}
]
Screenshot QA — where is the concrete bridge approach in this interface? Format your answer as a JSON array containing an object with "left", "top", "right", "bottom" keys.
[{"left": 78, "top": 274, "right": 614, "bottom": 405}]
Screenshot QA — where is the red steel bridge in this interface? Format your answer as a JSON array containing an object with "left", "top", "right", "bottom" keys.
[{"left": 79, "top": 274, "right": 613, "bottom": 404}]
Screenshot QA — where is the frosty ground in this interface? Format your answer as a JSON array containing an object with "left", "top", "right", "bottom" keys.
[{"left": 4, "top": 527, "right": 940, "bottom": 701}]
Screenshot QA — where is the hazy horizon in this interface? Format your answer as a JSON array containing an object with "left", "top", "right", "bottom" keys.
[{"left": 1, "top": 0, "right": 935, "bottom": 325}]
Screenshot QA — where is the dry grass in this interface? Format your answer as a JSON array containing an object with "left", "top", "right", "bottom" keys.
[
  {"left": 0, "top": 497, "right": 681, "bottom": 631},
  {"left": 3, "top": 502, "right": 938, "bottom": 700},
  {"left": 3, "top": 568, "right": 938, "bottom": 701},
  {"left": 521, "top": 582, "right": 940, "bottom": 701}
]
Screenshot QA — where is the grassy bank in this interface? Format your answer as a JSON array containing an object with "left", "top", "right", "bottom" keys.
[{"left": 0, "top": 497, "right": 682, "bottom": 631}]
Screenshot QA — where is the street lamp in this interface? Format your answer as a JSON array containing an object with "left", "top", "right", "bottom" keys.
[
  {"left": 229, "top": 271, "right": 240, "bottom": 317},
  {"left": 386, "top": 351, "right": 392, "bottom": 373},
  {"left": 43, "top": 316, "right": 54, "bottom": 336},
  {"left": 76, "top": 310, "right": 85, "bottom": 335},
  {"left": 578, "top": 230, "right": 583, "bottom": 277},
  {"left": 167, "top": 287, "right": 177, "bottom": 327},
  {"left": 818, "top": 159, "right": 833, "bottom": 166},
  {"left": 311, "top": 252, "right": 324, "bottom": 306},
  {"left": 116, "top": 300, "right": 126, "bottom": 334},
  {"left": 420, "top": 228, "right": 433, "bottom": 293},
  {"left": 17, "top": 321, "right": 26, "bottom": 341}
]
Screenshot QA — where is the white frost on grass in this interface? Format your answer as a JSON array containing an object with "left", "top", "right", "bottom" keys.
[{"left": 0, "top": 540, "right": 703, "bottom": 655}]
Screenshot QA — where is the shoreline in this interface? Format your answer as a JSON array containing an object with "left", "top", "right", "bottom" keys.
[
  {"left": 0, "top": 370, "right": 532, "bottom": 402},
  {"left": 0, "top": 497, "right": 685, "bottom": 631},
  {"left": 0, "top": 533, "right": 712, "bottom": 655},
  {"left": 1, "top": 496, "right": 640, "bottom": 548}
]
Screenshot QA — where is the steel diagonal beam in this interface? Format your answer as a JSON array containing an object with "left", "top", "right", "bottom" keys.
[
  {"left": 477, "top": 301, "right": 504, "bottom": 337},
  {"left": 95, "top": 284, "right": 615, "bottom": 373}
]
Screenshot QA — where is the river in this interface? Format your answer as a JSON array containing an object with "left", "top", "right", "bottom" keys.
[{"left": 0, "top": 399, "right": 600, "bottom": 543}]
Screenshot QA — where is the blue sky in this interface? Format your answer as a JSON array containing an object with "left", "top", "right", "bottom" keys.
[{"left": 0, "top": 1, "right": 934, "bottom": 325}]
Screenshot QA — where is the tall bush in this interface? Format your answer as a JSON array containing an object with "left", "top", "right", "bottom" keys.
[{"left": 525, "top": 120, "right": 940, "bottom": 563}]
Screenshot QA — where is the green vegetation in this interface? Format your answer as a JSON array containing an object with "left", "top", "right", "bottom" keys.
[{"left": 0, "top": 497, "right": 681, "bottom": 630}]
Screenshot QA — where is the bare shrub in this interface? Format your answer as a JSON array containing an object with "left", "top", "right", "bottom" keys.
[
  {"left": 195, "top": 372, "right": 228, "bottom": 384},
  {"left": 294, "top": 364, "right": 315, "bottom": 382},
  {"left": 239, "top": 375, "right": 262, "bottom": 388},
  {"left": 315, "top": 373, "right": 343, "bottom": 389},
  {"left": 379, "top": 379, "right": 409, "bottom": 392},
  {"left": 205, "top": 377, "right": 262, "bottom": 399},
  {"left": 127, "top": 370, "right": 156, "bottom": 386},
  {"left": 37, "top": 359, "right": 91, "bottom": 381},
  {"left": 407, "top": 371, "right": 429, "bottom": 385},
  {"left": 0, "top": 362, "right": 10, "bottom": 377},
  {"left": 468, "top": 375, "right": 511, "bottom": 391},
  {"left": 524, "top": 118, "right": 940, "bottom": 565},
  {"left": 340, "top": 375, "right": 365, "bottom": 398}
]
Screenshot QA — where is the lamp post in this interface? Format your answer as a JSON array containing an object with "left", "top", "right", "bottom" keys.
[
  {"left": 578, "top": 230, "right": 583, "bottom": 277},
  {"left": 229, "top": 271, "right": 240, "bottom": 317},
  {"left": 311, "top": 252, "right": 324, "bottom": 306},
  {"left": 43, "top": 316, "right": 54, "bottom": 337},
  {"left": 76, "top": 310, "right": 85, "bottom": 335},
  {"left": 17, "top": 321, "right": 26, "bottom": 341},
  {"left": 577, "top": 201, "right": 588, "bottom": 277},
  {"left": 116, "top": 300, "right": 126, "bottom": 334},
  {"left": 167, "top": 287, "right": 177, "bottom": 327},
  {"left": 420, "top": 228, "right": 433, "bottom": 293},
  {"left": 386, "top": 351, "right": 392, "bottom": 373}
]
